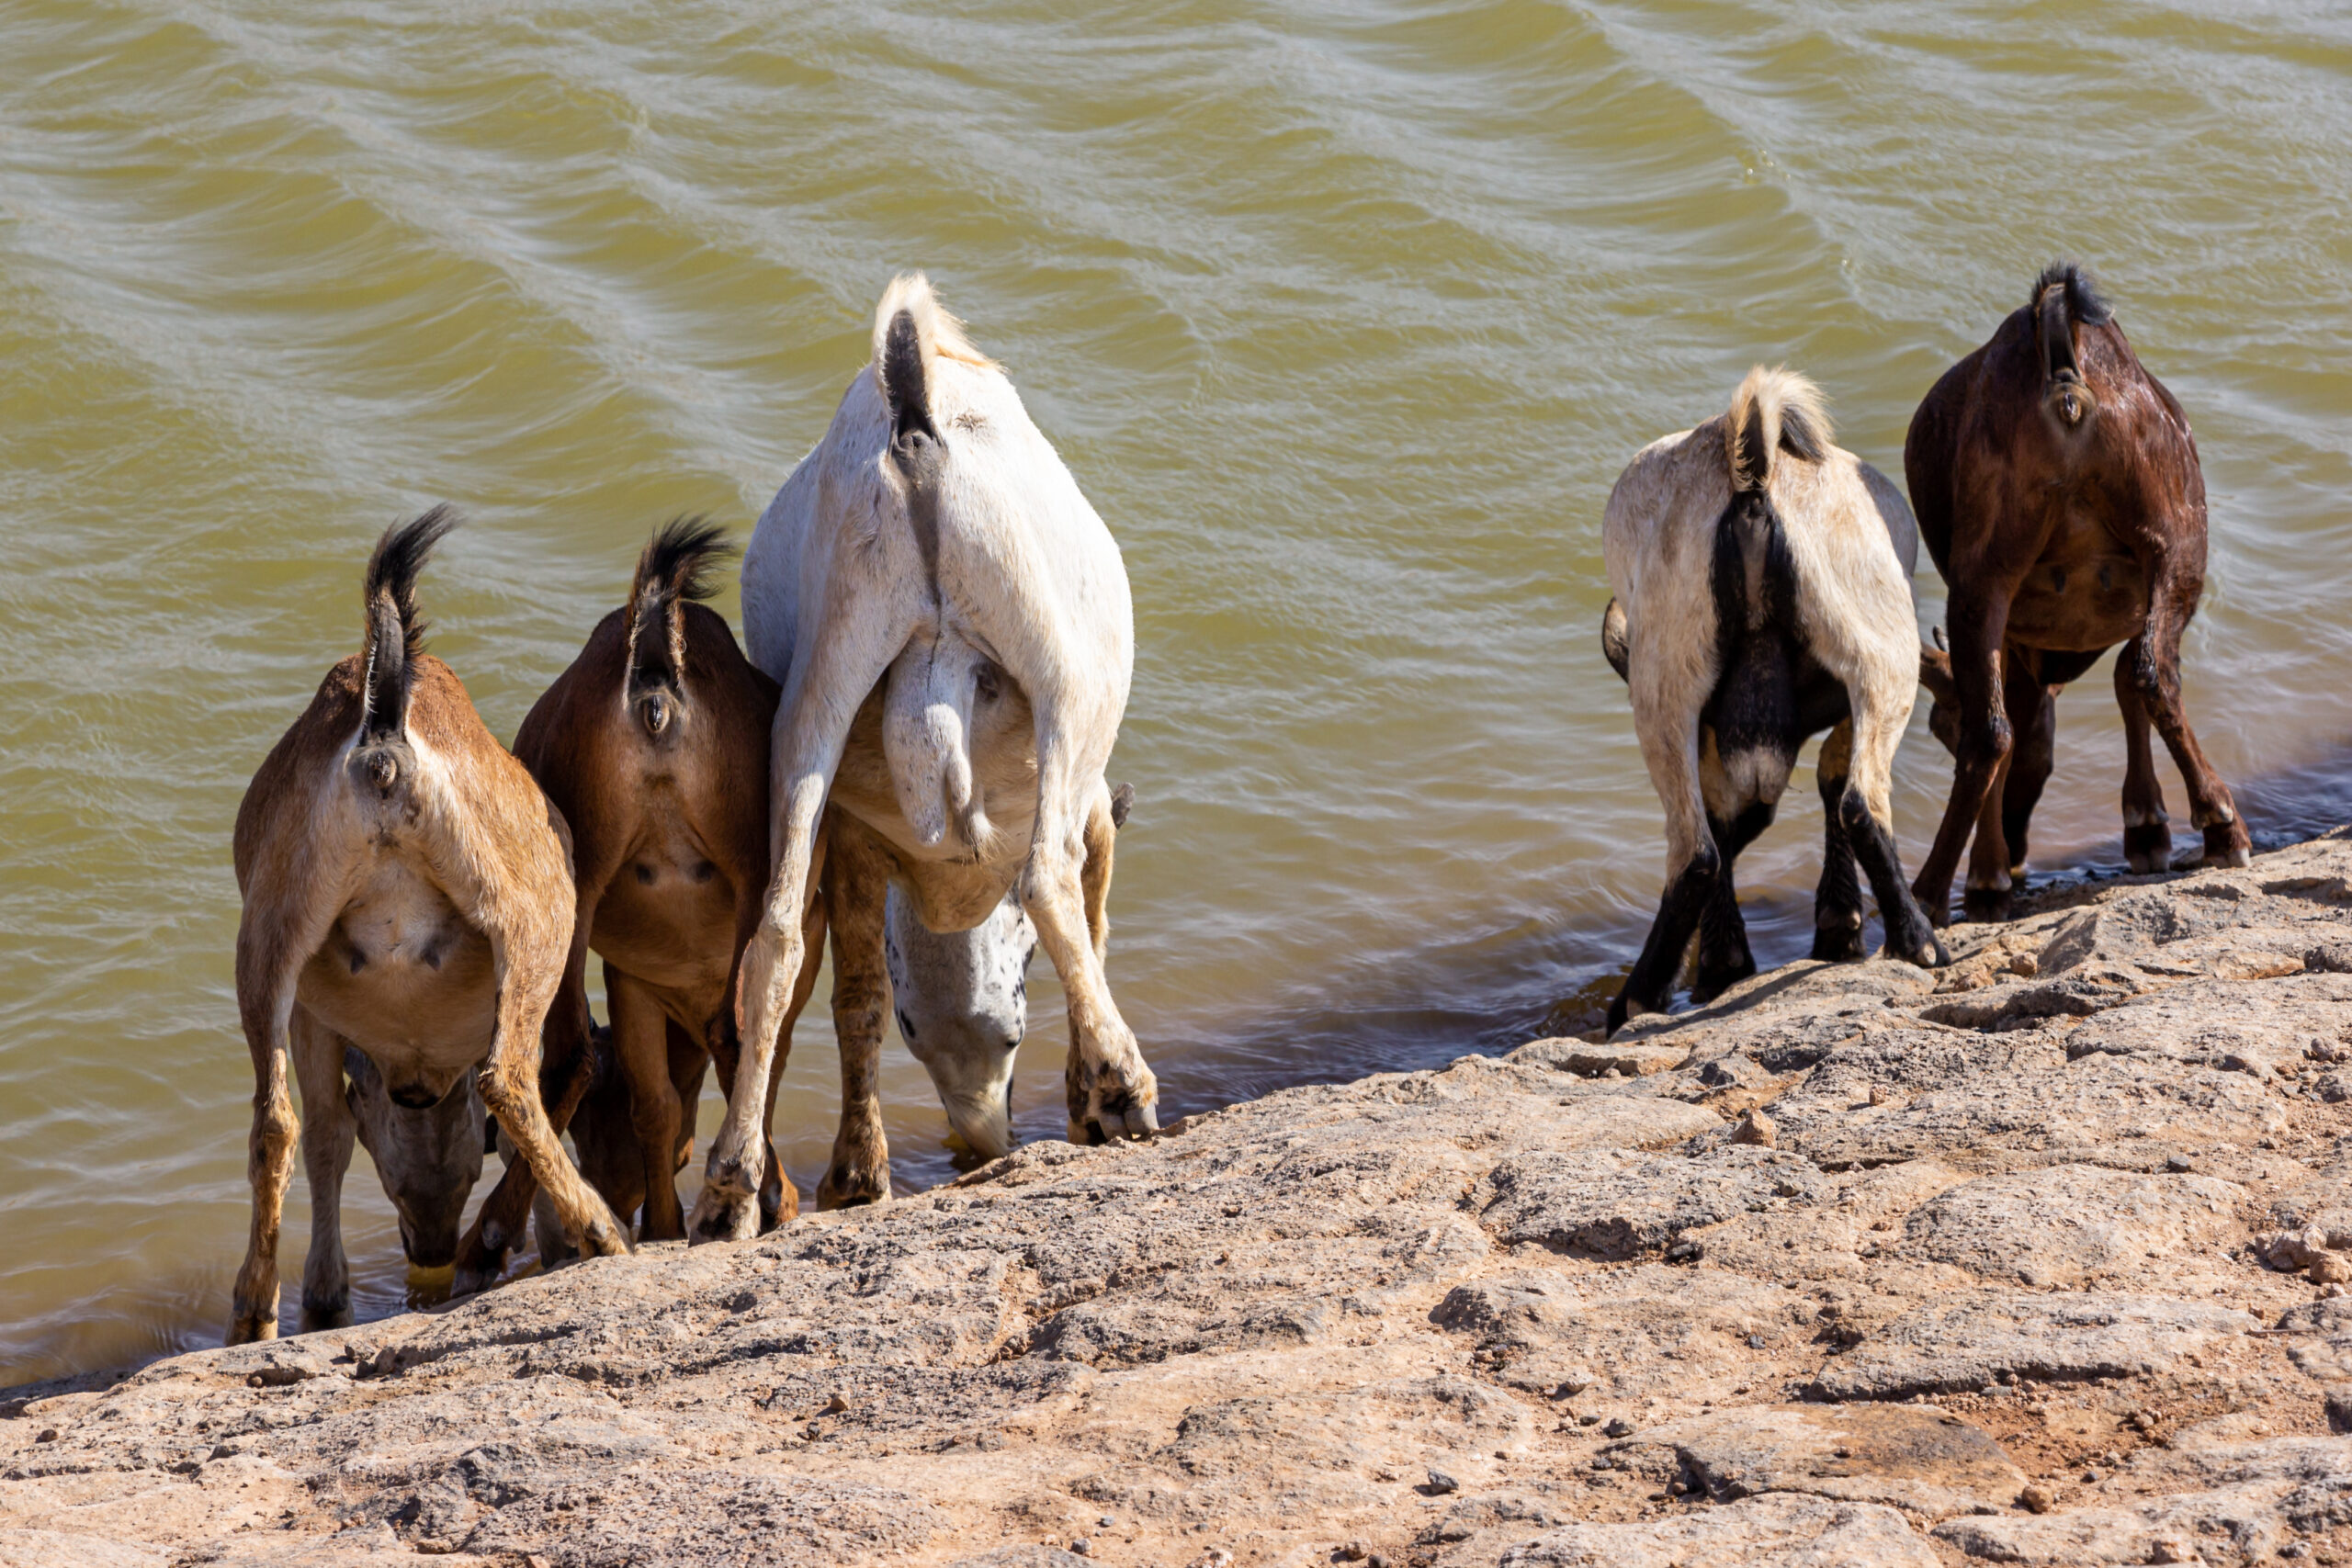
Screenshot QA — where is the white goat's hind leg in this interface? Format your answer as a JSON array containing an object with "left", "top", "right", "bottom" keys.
[
  {"left": 292, "top": 1009, "right": 356, "bottom": 1332},
  {"left": 1838, "top": 674, "right": 1948, "bottom": 970},
  {"left": 1024, "top": 758, "right": 1155, "bottom": 1144},
  {"left": 700, "top": 606, "right": 910, "bottom": 1242},
  {"left": 1608, "top": 677, "right": 1720, "bottom": 1036},
  {"left": 1809, "top": 720, "right": 1869, "bottom": 963}
]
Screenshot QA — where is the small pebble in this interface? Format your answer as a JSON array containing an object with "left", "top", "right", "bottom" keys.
[
  {"left": 1590, "top": 1456, "right": 1613, "bottom": 1471},
  {"left": 1747, "top": 1334, "right": 1768, "bottom": 1349},
  {"left": 2082, "top": 1468, "right": 2100, "bottom": 1483},
  {"left": 2165, "top": 1155, "right": 2193, "bottom": 1173},
  {"left": 1730, "top": 1109, "right": 1776, "bottom": 1148},
  {"left": 1604, "top": 1416, "right": 1634, "bottom": 1438},
  {"left": 2017, "top": 1483, "right": 2053, "bottom": 1514},
  {"left": 1098, "top": 1517, "right": 1114, "bottom": 1529},
  {"left": 1425, "top": 1468, "right": 1459, "bottom": 1495},
  {"left": 1578, "top": 1413, "right": 1602, "bottom": 1427},
  {"left": 1335, "top": 1544, "right": 1369, "bottom": 1563},
  {"left": 1069, "top": 1540, "right": 1091, "bottom": 1558}
]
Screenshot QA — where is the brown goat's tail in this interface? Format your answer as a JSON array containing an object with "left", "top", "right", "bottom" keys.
[
  {"left": 359, "top": 506, "right": 458, "bottom": 744},
  {"left": 1724, "top": 366, "right": 1830, "bottom": 494},
  {"left": 2033, "top": 261, "right": 2112, "bottom": 428},
  {"left": 624, "top": 516, "right": 733, "bottom": 738}
]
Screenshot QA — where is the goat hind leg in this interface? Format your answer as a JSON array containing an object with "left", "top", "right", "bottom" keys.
[
  {"left": 2001, "top": 670, "right": 2058, "bottom": 877},
  {"left": 1692, "top": 802, "right": 1773, "bottom": 1003},
  {"left": 610, "top": 970, "right": 684, "bottom": 1240},
  {"left": 226, "top": 879, "right": 337, "bottom": 1345},
  {"left": 2131, "top": 622, "right": 2247, "bottom": 867},
  {"left": 1811, "top": 721, "right": 1866, "bottom": 962},
  {"left": 477, "top": 945, "right": 628, "bottom": 1264},
  {"left": 292, "top": 1010, "right": 356, "bottom": 1331},
  {"left": 1911, "top": 596, "right": 2014, "bottom": 926},
  {"left": 1844, "top": 677, "right": 1947, "bottom": 968},
  {"left": 819, "top": 822, "right": 892, "bottom": 1208},
  {"left": 2114, "top": 638, "right": 2172, "bottom": 872}
]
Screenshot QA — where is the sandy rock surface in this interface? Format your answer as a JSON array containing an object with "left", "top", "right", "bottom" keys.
[{"left": 13, "top": 834, "right": 2352, "bottom": 1565}]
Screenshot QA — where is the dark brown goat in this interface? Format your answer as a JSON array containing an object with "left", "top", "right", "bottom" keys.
[
  {"left": 1906, "top": 263, "right": 2247, "bottom": 923},
  {"left": 451, "top": 522, "right": 820, "bottom": 1282}
]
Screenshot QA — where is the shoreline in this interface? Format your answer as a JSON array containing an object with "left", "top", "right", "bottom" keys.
[{"left": 7, "top": 829, "right": 2352, "bottom": 1563}]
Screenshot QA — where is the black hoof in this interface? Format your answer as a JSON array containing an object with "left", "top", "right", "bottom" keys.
[
  {"left": 1810, "top": 925, "right": 1867, "bottom": 964},
  {"left": 2123, "top": 823, "right": 2173, "bottom": 874},
  {"left": 1961, "top": 886, "right": 2012, "bottom": 924},
  {"left": 1690, "top": 960, "right": 1756, "bottom": 1007}
]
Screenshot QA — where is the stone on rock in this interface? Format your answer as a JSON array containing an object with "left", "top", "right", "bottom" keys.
[
  {"left": 1810, "top": 1294, "right": 2255, "bottom": 1402},
  {"left": 1510, "top": 1037, "right": 1689, "bottom": 1078},
  {"left": 1477, "top": 1494, "right": 1941, "bottom": 1567},
  {"left": 1894, "top": 1164, "right": 2245, "bottom": 1288},
  {"left": 1615, "top": 1403, "right": 2028, "bottom": 1519},
  {"left": 1476, "top": 1146, "right": 1829, "bottom": 1259}
]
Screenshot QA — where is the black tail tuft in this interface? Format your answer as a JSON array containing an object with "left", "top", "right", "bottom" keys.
[
  {"left": 880, "top": 308, "right": 938, "bottom": 448},
  {"left": 361, "top": 505, "right": 458, "bottom": 741},
  {"left": 633, "top": 515, "right": 731, "bottom": 611},
  {"left": 1109, "top": 782, "right": 1136, "bottom": 829},
  {"left": 625, "top": 517, "right": 735, "bottom": 736},
  {"left": 2031, "top": 260, "right": 2113, "bottom": 327}
]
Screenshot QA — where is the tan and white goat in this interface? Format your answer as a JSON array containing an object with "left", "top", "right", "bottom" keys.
[
  {"left": 700, "top": 275, "right": 1154, "bottom": 1237},
  {"left": 227, "top": 511, "right": 627, "bottom": 1341},
  {"left": 1600, "top": 368, "right": 1946, "bottom": 1036}
]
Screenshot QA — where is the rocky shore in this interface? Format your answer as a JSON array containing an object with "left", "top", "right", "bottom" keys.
[{"left": 13, "top": 834, "right": 2352, "bottom": 1567}]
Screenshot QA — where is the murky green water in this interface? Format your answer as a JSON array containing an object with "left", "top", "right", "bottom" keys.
[{"left": 5, "top": 0, "right": 2350, "bottom": 1382}]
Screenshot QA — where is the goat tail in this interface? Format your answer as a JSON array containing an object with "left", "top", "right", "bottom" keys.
[
  {"left": 624, "top": 516, "right": 732, "bottom": 731},
  {"left": 872, "top": 272, "right": 994, "bottom": 449},
  {"left": 2032, "top": 260, "right": 2111, "bottom": 427},
  {"left": 1725, "top": 365, "right": 1831, "bottom": 494},
  {"left": 881, "top": 634, "right": 994, "bottom": 853},
  {"left": 359, "top": 505, "right": 458, "bottom": 743}
]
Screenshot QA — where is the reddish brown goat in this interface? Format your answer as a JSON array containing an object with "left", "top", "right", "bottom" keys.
[
  {"left": 454, "top": 522, "right": 820, "bottom": 1276},
  {"left": 229, "top": 511, "right": 628, "bottom": 1340},
  {"left": 1906, "top": 262, "right": 2248, "bottom": 924}
]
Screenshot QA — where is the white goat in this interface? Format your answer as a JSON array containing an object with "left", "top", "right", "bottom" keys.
[
  {"left": 1600, "top": 367, "right": 1947, "bottom": 1035},
  {"left": 699, "top": 276, "right": 1155, "bottom": 1235}
]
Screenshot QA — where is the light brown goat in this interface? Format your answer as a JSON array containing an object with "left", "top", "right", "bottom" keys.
[
  {"left": 228, "top": 511, "right": 627, "bottom": 1343},
  {"left": 461, "top": 521, "right": 818, "bottom": 1261}
]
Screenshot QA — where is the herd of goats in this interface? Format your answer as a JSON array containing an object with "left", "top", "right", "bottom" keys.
[{"left": 220, "top": 262, "right": 2248, "bottom": 1345}]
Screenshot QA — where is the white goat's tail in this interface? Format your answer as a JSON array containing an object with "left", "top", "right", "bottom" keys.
[
  {"left": 882, "top": 635, "right": 995, "bottom": 852},
  {"left": 871, "top": 273, "right": 994, "bottom": 406},
  {"left": 1725, "top": 366, "right": 1831, "bottom": 494}
]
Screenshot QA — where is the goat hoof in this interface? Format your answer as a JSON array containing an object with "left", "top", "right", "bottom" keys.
[
  {"left": 224, "top": 1311, "right": 277, "bottom": 1348},
  {"left": 1961, "top": 887, "right": 2012, "bottom": 924},
  {"left": 688, "top": 1185, "right": 759, "bottom": 1245},
  {"left": 1913, "top": 935, "right": 1951, "bottom": 969},
  {"left": 2201, "top": 824, "right": 2252, "bottom": 868},
  {"left": 816, "top": 1161, "right": 888, "bottom": 1212},
  {"left": 2122, "top": 822, "right": 2173, "bottom": 873},
  {"left": 759, "top": 1175, "right": 801, "bottom": 1232},
  {"left": 1810, "top": 926, "right": 1867, "bottom": 964},
  {"left": 298, "top": 1293, "right": 353, "bottom": 1335},
  {"left": 1124, "top": 1101, "right": 1160, "bottom": 1139},
  {"left": 1690, "top": 958, "right": 1756, "bottom": 1005},
  {"left": 577, "top": 1213, "right": 631, "bottom": 1260}
]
